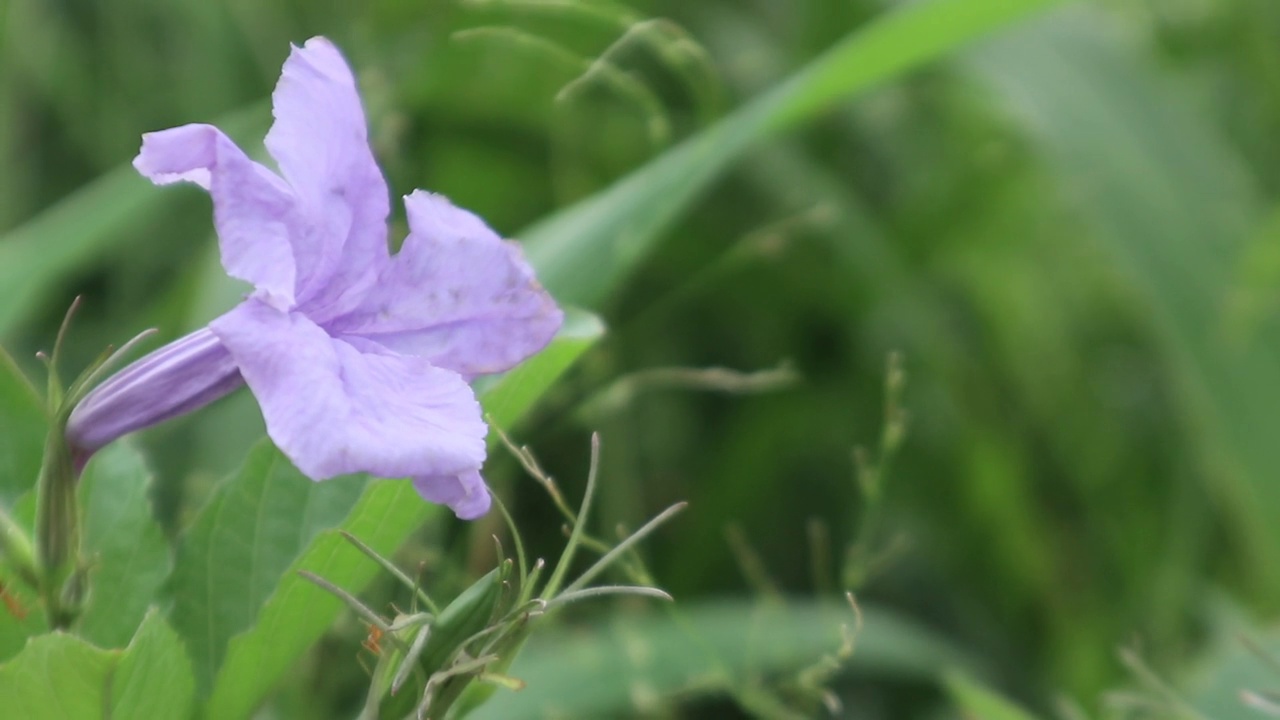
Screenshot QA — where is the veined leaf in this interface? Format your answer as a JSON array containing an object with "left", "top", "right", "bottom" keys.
[
  {"left": 167, "top": 442, "right": 368, "bottom": 693},
  {"left": 205, "top": 479, "right": 433, "bottom": 720},
  {"left": 76, "top": 441, "right": 172, "bottom": 648},
  {"left": 110, "top": 609, "right": 197, "bottom": 719},
  {"left": 0, "top": 609, "right": 194, "bottom": 719},
  {"left": 196, "top": 316, "right": 603, "bottom": 718}
]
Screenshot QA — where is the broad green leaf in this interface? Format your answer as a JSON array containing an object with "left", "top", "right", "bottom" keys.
[
  {"left": 470, "top": 599, "right": 971, "bottom": 719},
  {"left": 111, "top": 610, "right": 196, "bottom": 720},
  {"left": 945, "top": 672, "right": 1044, "bottom": 720},
  {"left": 0, "top": 346, "right": 45, "bottom": 506},
  {"left": 0, "top": 632, "right": 115, "bottom": 719},
  {"left": 521, "top": 0, "right": 1068, "bottom": 308},
  {"left": 167, "top": 441, "right": 367, "bottom": 693},
  {"left": 206, "top": 480, "right": 434, "bottom": 720},
  {"left": 201, "top": 317, "right": 603, "bottom": 718},
  {"left": 76, "top": 441, "right": 172, "bottom": 648},
  {"left": 0, "top": 610, "right": 193, "bottom": 719}
]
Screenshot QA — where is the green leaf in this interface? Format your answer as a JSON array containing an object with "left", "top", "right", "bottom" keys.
[
  {"left": 76, "top": 441, "right": 172, "bottom": 648},
  {"left": 0, "top": 632, "right": 116, "bottom": 719},
  {"left": 0, "top": 575, "right": 44, "bottom": 664},
  {"left": 521, "top": 0, "right": 1068, "bottom": 308},
  {"left": 0, "top": 610, "right": 194, "bottom": 720},
  {"left": 469, "top": 599, "right": 972, "bottom": 719},
  {"left": 0, "top": 346, "right": 46, "bottom": 507},
  {"left": 199, "top": 317, "right": 603, "bottom": 718},
  {"left": 167, "top": 441, "right": 368, "bottom": 693},
  {"left": 945, "top": 672, "right": 1044, "bottom": 720},
  {"left": 204, "top": 480, "right": 434, "bottom": 720},
  {"left": 110, "top": 610, "right": 197, "bottom": 719},
  {"left": 0, "top": 492, "right": 45, "bottom": 662}
]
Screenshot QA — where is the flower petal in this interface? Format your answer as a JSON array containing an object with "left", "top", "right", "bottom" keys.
[
  {"left": 210, "top": 299, "right": 487, "bottom": 483},
  {"left": 265, "top": 37, "right": 390, "bottom": 316},
  {"left": 135, "top": 124, "right": 300, "bottom": 309},
  {"left": 329, "top": 191, "right": 563, "bottom": 377},
  {"left": 413, "top": 469, "right": 492, "bottom": 520},
  {"left": 67, "top": 328, "right": 243, "bottom": 453}
]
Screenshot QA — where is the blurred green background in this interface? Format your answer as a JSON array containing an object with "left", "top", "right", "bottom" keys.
[{"left": 5, "top": 0, "right": 1280, "bottom": 717}]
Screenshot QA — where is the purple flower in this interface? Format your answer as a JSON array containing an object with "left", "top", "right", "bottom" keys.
[{"left": 66, "top": 38, "right": 562, "bottom": 519}]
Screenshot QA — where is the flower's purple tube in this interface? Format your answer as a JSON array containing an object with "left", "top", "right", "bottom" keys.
[{"left": 65, "top": 327, "right": 243, "bottom": 456}]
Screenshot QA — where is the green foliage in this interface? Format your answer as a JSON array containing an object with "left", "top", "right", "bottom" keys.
[
  {"left": 167, "top": 442, "right": 369, "bottom": 693},
  {"left": 0, "top": 610, "right": 194, "bottom": 719},
  {"left": 471, "top": 599, "right": 965, "bottom": 719},
  {"left": 202, "top": 318, "right": 603, "bottom": 718},
  {"left": 522, "top": 0, "right": 1068, "bottom": 307},
  {"left": 76, "top": 441, "right": 170, "bottom": 648},
  {"left": 0, "top": 347, "right": 46, "bottom": 506},
  {"left": 206, "top": 480, "right": 434, "bottom": 719},
  {"left": 6, "top": 0, "right": 1280, "bottom": 717}
]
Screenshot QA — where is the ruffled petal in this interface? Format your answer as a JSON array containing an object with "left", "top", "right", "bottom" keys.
[
  {"left": 135, "top": 124, "right": 300, "bottom": 310},
  {"left": 265, "top": 37, "right": 390, "bottom": 316},
  {"left": 66, "top": 328, "right": 243, "bottom": 453},
  {"left": 413, "top": 469, "right": 492, "bottom": 520},
  {"left": 210, "top": 299, "right": 487, "bottom": 483},
  {"left": 328, "top": 191, "right": 563, "bottom": 377}
]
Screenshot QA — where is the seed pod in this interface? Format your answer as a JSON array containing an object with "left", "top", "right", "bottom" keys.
[{"left": 416, "top": 562, "right": 509, "bottom": 678}]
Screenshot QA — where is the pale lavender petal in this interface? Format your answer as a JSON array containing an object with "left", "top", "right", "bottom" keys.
[
  {"left": 328, "top": 191, "right": 563, "bottom": 377},
  {"left": 265, "top": 37, "right": 389, "bottom": 317},
  {"left": 413, "top": 469, "right": 492, "bottom": 519},
  {"left": 135, "top": 124, "right": 300, "bottom": 310},
  {"left": 210, "top": 299, "right": 486, "bottom": 482},
  {"left": 66, "top": 328, "right": 243, "bottom": 453}
]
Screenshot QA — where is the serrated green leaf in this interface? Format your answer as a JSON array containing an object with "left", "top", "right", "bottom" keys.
[
  {"left": 0, "top": 610, "right": 195, "bottom": 720},
  {"left": 110, "top": 609, "right": 196, "bottom": 719},
  {"left": 946, "top": 672, "right": 1044, "bottom": 720},
  {"left": 0, "top": 346, "right": 46, "bottom": 507},
  {"left": 205, "top": 480, "right": 434, "bottom": 720},
  {"left": 167, "top": 441, "right": 368, "bottom": 693},
  {"left": 76, "top": 441, "right": 172, "bottom": 648},
  {"left": 0, "top": 632, "right": 116, "bottom": 719},
  {"left": 521, "top": 0, "right": 1067, "bottom": 308},
  {"left": 469, "top": 599, "right": 971, "bottom": 719},
  {"left": 200, "top": 318, "right": 603, "bottom": 718}
]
